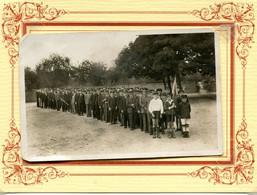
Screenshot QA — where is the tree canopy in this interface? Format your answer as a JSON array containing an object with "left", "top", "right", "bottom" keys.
[
  {"left": 114, "top": 33, "right": 215, "bottom": 91},
  {"left": 35, "top": 53, "right": 72, "bottom": 88},
  {"left": 25, "top": 33, "right": 215, "bottom": 91}
]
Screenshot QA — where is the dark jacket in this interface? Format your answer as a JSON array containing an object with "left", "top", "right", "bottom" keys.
[
  {"left": 126, "top": 96, "right": 137, "bottom": 113},
  {"left": 108, "top": 96, "right": 117, "bottom": 109},
  {"left": 164, "top": 100, "right": 176, "bottom": 115},
  {"left": 77, "top": 93, "right": 85, "bottom": 104},
  {"left": 116, "top": 96, "right": 123, "bottom": 111},
  {"left": 64, "top": 92, "right": 71, "bottom": 102},
  {"left": 178, "top": 101, "right": 191, "bottom": 118},
  {"left": 174, "top": 96, "right": 182, "bottom": 112},
  {"left": 90, "top": 94, "right": 98, "bottom": 108},
  {"left": 139, "top": 95, "right": 148, "bottom": 113},
  {"left": 120, "top": 96, "right": 127, "bottom": 112},
  {"left": 98, "top": 94, "right": 104, "bottom": 107}
]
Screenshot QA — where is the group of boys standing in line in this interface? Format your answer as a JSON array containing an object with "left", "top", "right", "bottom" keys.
[{"left": 35, "top": 87, "right": 191, "bottom": 138}]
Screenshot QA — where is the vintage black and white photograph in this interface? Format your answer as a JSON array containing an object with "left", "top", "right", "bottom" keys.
[{"left": 20, "top": 29, "right": 222, "bottom": 162}]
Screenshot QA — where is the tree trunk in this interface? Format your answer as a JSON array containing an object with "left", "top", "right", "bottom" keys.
[
  {"left": 175, "top": 71, "right": 182, "bottom": 90},
  {"left": 167, "top": 75, "right": 172, "bottom": 93},
  {"left": 162, "top": 78, "right": 167, "bottom": 90}
]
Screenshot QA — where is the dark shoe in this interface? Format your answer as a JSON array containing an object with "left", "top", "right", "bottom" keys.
[
  {"left": 176, "top": 128, "right": 181, "bottom": 132},
  {"left": 171, "top": 131, "right": 176, "bottom": 138},
  {"left": 186, "top": 131, "right": 190, "bottom": 138},
  {"left": 167, "top": 131, "right": 172, "bottom": 138},
  {"left": 152, "top": 127, "right": 156, "bottom": 138},
  {"left": 156, "top": 127, "right": 161, "bottom": 138},
  {"left": 182, "top": 131, "right": 187, "bottom": 138}
]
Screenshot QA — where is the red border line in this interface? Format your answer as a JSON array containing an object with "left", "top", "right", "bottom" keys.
[
  {"left": 69, "top": 11, "right": 189, "bottom": 14},
  {"left": 69, "top": 173, "right": 188, "bottom": 176},
  {"left": 22, "top": 22, "right": 235, "bottom": 166},
  {"left": 11, "top": 68, "right": 14, "bottom": 118},
  {"left": 230, "top": 26, "right": 235, "bottom": 162}
]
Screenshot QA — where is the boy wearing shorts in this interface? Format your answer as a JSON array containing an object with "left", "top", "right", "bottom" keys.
[{"left": 148, "top": 92, "right": 164, "bottom": 138}]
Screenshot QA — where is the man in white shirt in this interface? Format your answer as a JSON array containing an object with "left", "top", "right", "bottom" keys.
[{"left": 148, "top": 92, "right": 164, "bottom": 138}]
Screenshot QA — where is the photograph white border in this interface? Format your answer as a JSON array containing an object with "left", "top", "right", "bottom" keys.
[{"left": 19, "top": 28, "right": 223, "bottom": 162}]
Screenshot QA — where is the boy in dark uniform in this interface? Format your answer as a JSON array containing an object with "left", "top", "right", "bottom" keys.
[
  {"left": 159, "top": 92, "right": 167, "bottom": 134},
  {"left": 164, "top": 93, "right": 176, "bottom": 138},
  {"left": 177, "top": 94, "right": 191, "bottom": 138},
  {"left": 174, "top": 90, "right": 184, "bottom": 131}
]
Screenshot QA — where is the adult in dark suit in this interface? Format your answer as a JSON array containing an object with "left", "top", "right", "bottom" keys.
[
  {"left": 121, "top": 90, "right": 128, "bottom": 128},
  {"left": 103, "top": 91, "right": 109, "bottom": 122},
  {"left": 64, "top": 90, "right": 72, "bottom": 112},
  {"left": 117, "top": 90, "right": 124, "bottom": 126},
  {"left": 126, "top": 90, "right": 137, "bottom": 130},
  {"left": 139, "top": 88, "right": 148, "bottom": 133},
  {"left": 77, "top": 90, "right": 85, "bottom": 116},
  {"left": 89, "top": 91, "right": 96, "bottom": 118},
  {"left": 98, "top": 90, "right": 104, "bottom": 121},
  {"left": 55, "top": 89, "right": 61, "bottom": 111},
  {"left": 36, "top": 90, "right": 40, "bottom": 107},
  {"left": 108, "top": 91, "right": 117, "bottom": 124}
]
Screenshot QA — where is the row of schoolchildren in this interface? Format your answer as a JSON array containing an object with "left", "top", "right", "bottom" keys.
[{"left": 36, "top": 87, "right": 191, "bottom": 138}]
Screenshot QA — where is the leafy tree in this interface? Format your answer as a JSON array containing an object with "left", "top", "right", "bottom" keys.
[
  {"left": 24, "top": 67, "right": 38, "bottom": 90},
  {"left": 115, "top": 33, "right": 215, "bottom": 92},
  {"left": 75, "top": 60, "right": 91, "bottom": 85},
  {"left": 35, "top": 53, "right": 72, "bottom": 88},
  {"left": 106, "top": 66, "right": 126, "bottom": 85}
]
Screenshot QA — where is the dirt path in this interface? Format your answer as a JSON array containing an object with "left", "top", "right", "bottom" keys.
[{"left": 25, "top": 97, "right": 220, "bottom": 161}]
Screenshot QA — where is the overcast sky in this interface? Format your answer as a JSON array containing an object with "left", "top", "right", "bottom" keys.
[
  {"left": 19, "top": 28, "right": 215, "bottom": 70},
  {"left": 19, "top": 31, "right": 142, "bottom": 70}
]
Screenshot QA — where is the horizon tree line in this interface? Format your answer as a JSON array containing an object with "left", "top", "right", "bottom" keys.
[{"left": 25, "top": 33, "right": 216, "bottom": 91}]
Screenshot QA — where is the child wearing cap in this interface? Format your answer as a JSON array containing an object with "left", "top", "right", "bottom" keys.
[
  {"left": 148, "top": 92, "right": 164, "bottom": 138},
  {"left": 164, "top": 94, "right": 176, "bottom": 138},
  {"left": 159, "top": 92, "right": 167, "bottom": 134},
  {"left": 177, "top": 94, "right": 191, "bottom": 138}
]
